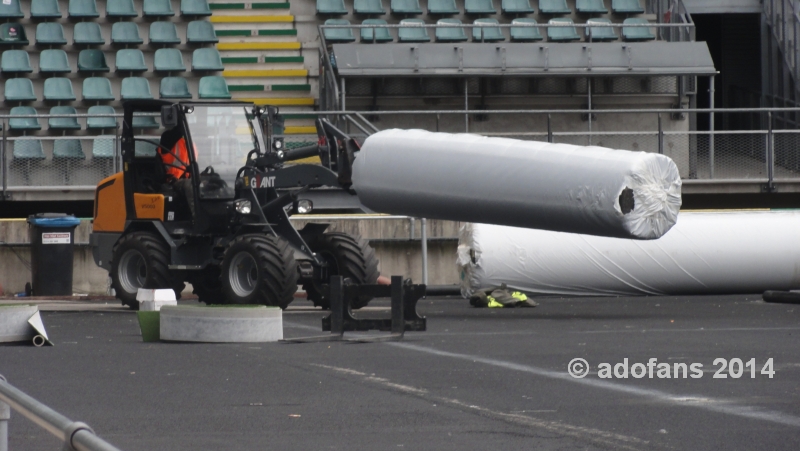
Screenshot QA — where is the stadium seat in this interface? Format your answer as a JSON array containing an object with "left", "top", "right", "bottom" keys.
[
  {"left": 548, "top": 18, "right": 581, "bottom": 41},
  {"left": 49, "top": 106, "right": 81, "bottom": 130},
  {"left": 68, "top": 0, "right": 100, "bottom": 18},
  {"left": 74, "top": 22, "right": 105, "bottom": 45},
  {"left": 92, "top": 136, "right": 117, "bottom": 157},
  {"left": 144, "top": 0, "right": 175, "bottom": 17},
  {"left": 87, "top": 106, "right": 118, "bottom": 129},
  {"left": 612, "top": 0, "right": 644, "bottom": 14},
  {"left": 501, "top": 0, "right": 534, "bottom": 14},
  {"left": 9, "top": 107, "right": 41, "bottom": 131},
  {"left": 576, "top": 0, "right": 608, "bottom": 14},
  {"left": 36, "top": 23, "right": 68, "bottom": 46},
  {"left": 53, "top": 140, "right": 85, "bottom": 160},
  {"left": 0, "top": 23, "right": 28, "bottom": 46},
  {"left": 586, "top": 18, "right": 618, "bottom": 41},
  {"left": 155, "top": 48, "right": 186, "bottom": 72},
  {"left": 181, "top": 0, "right": 212, "bottom": 17},
  {"left": 0, "top": 0, "right": 23, "bottom": 19},
  {"left": 436, "top": 19, "right": 468, "bottom": 42},
  {"left": 116, "top": 49, "right": 148, "bottom": 72},
  {"left": 150, "top": 22, "right": 181, "bottom": 45},
  {"left": 322, "top": 19, "right": 356, "bottom": 43},
  {"left": 133, "top": 115, "right": 159, "bottom": 129},
  {"left": 77, "top": 49, "right": 110, "bottom": 72},
  {"left": 13, "top": 140, "right": 45, "bottom": 160},
  {"left": 39, "top": 49, "right": 71, "bottom": 73},
  {"left": 5, "top": 79, "right": 36, "bottom": 101},
  {"left": 1, "top": 50, "right": 32, "bottom": 73},
  {"left": 107, "top": 0, "right": 138, "bottom": 17},
  {"left": 198, "top": 76, "right": 232, "bottom": 99},
  {"left": 465, "top": 0, "right": 496, "bottom": 15},
  {"left": 317, "top": 0, "right": 348, "bottom": 15},
  {"left": 191, "top": 48, "right": 224, "bottom": 71},
  {"left": 355, "top": 0, "right": 386, "bottom": 15},
  {"left": 510, "top": 18, "right": 543, "bottom": 41},
  {"left": 472, "top": 18, "right": 504, "bottom": 42},
  {"left": 43, "top": 78, "right": 76, "bottom": 101},
  {"left": 361, "top": 19, "right": 393, "bottom": 43},
  {"left": 391, "top": 0, "right": 423, "bottom": 15},
  {"left": 398, "top": 18, "right": 430, "bottom": 42},
  {"left": 539, "top": 0, "right": 571, "bottom": 14},
  {"left": 160, "top": 77, "right": 193, "bottom": 99},
  {"left": 429, "top": 0, "right": 459, "bottom": 15},
  {"left": 111, "top": 22, "right": 143, "bottom": 45},
  {"left": 31, "top": 0, "right": 62, "bottom": 19},
  {"left": 186, "top": 20, "right": 218, "bottom": 44},
  {"left": 623, "top": 18, "right": 655, "bottom": 41},
  {"left": 120, "top": 77, "right": 153, "bottom": 99},
  {"left": 83, "top": 77, "right": 115, "bottom": 101}
]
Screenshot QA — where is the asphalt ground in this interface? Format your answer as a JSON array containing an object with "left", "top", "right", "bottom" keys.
[{"left": 1, "top": 294, "right": 799, "bottom": 451}]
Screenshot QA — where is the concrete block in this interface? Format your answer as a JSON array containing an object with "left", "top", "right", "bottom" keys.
[
  {"left": 137, "top": 288, "right": 177, "bottom": 302},
  {"left": 0, "top": 305, "right": 38, "bottom": 343},
  {"left": 160, "top": 306, "right": 283, "bottom": 343}
]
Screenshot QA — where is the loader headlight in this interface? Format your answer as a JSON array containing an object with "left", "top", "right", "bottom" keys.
[
  {"left": 234, "top": 199, "right": 252, "bottom": 215},
  {"left": 295, "top": 199, "right": 313, "bottom": 214}
]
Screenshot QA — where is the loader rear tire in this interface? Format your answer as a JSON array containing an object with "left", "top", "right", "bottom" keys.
[
  {"left": 221, "top": 235, "right": 298, "bottom": 309},
  {"left": 303, "top": 232, "right": 380, "bottom": 310},
  {"left": 111, "top": 232, "right": 181, "bottom": 310}
]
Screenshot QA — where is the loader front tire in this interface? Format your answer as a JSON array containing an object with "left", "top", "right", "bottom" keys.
[
  {"left": 111, "top": 232, "right": 181, "bottom": 310},
  {"left": 221, "top": 235, "right": 298, "bottom": 309}
]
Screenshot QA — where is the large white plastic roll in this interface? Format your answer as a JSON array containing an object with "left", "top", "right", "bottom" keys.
[
  {"left": 353, "top": 129, "right": 681, "bottom": 240},
  {"left": 457, "top": 211, "right": 800, "bottom": 297}
]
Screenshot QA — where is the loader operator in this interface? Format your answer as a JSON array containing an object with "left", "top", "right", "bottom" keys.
[{"left": 158, "top": 126, "right": 195, "bottom": 218}]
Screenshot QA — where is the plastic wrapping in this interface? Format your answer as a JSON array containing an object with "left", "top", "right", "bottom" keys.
[
  {"left": 457, "top": 211, "right": 800, "bottom": 297},
  {"left": 353, "top": 129, "right": 681, "bottom": 240}
]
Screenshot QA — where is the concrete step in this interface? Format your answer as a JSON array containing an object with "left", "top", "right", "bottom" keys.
[
  {"left": 228, "top": 83, "right": 312, "bottom": 92},
  {"left": 210, "top": 1, "right": 291, "bottom": 11},
  {"left": 222, "top": 55, "right": 305, "bottom": 64},
  {"left": 230, "top": 95, "right": 316, "bottom": 106},
  {"left": 222, "top": 68, "right": 309, "bottom": 77},
  {"left": 210, "top": 15, "right": 294, "bottom": 24},
  {"left": 218, "top": 42, "right": 301, "bottom": 50}
]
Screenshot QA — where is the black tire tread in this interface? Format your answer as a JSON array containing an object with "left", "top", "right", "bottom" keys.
[
  {"left": 110, "top": 231, "right": 181, "bottom": 310},
  {"left": 222, "top": 234, "right": 298, "bottom": 309}
]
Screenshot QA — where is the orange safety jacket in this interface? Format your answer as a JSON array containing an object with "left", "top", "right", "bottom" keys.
[{"left": 162, "top": 137, "right": 191, "bottom": 180}]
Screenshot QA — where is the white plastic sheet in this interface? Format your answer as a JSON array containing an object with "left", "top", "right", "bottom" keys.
[
  {"left": 457, "top": 211, "right": 800, "bottom": 297},
  {"left": 353, "top": 129, "right": 681, "bottom": 240}
]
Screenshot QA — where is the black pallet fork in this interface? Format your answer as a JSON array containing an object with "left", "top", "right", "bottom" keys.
[{"left": 282, "top": 275, "right": 427, "bottom": 343}]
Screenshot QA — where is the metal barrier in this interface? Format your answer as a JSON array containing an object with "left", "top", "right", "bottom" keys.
[{"left": 0, "top": 375, "right": 122, "bottom": 451}]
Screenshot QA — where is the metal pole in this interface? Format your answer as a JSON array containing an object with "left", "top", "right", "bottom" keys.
[
  {"left": 587, "top": 78, "right": 592, "bottom": 146},
  {"left": 409, "top": 217, "right": 415, "bottom": 240},
  {"left": 658, "top": 113, "right": 664, "bottom": 154},
  {"left": 0, "top": 396, "right": 9, "bottom": 451},
  {"left": 420, "top": 218, "right": 428, "bottom": 285},
  {"left": 768, "top": 111, "right": 775, "bottom": 189},
  {"left": 464, "top": 79, "right": 469, "bottom": 133},
  {"left": 340, "top": 78, "right": 346, "bottom": 126},
  {"left": 709, "top": 75, "right": 715, "bottom": 179},
  {"left": 1, "top": 120, "right": 6, "bottom": 199},
  {"left": 547, "top": 114, "right": 553, "bottom": 143}
]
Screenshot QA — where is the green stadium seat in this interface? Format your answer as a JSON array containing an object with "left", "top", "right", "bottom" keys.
[
  {"left": 49, "top": 106, "right": 81, "bottom": 130},
  {"left": 429, "top": 0, "right": 459, "bottom": 15},
  {"left": 9, "top": 107, "right": 41, "bottom": 131},
  {"left": 39, "top": 49, "right": 71, "bottom": 73},
  {"left": 150, "top": 22, "right": 181, "bottom": 45},
  {"left": 398, "top": 19, "right": 430, "bottom": 42},
  {"left": 186, "top": 20, "right": 218, "bottom": 44},
  {"left": 317, "top": 0, "right": 348, "bottom": 15},
  {"left": 111, "top": 22, "right": 143, "bottom": 45},
  {"left": 144, "top": 0, "right": 175, "bottom": 17},
  {"left": 355, "top": 0, "right": 386, "bottom": 15},
  {"left": 576, "top": 0, "right": 608, "bottom": 14},
  {"left": 116, "top": 49, "right": 148, "bottom": 72},
  {"left": 198, "top": 76, "right": 231, "bottom": 99},
  {"left": 31, "top": 0, "right": 62, "bottom": 19},
  {"left": 155, "top": 48, "right": 186, "bottom": 72},
  {"left": 612, "top": 0, "right": 644, "bottom": 14},
  {"left": 13, "top": 140, "right": 45, "bottom": 160},
  {"left": 92, "top": 136, "right": 117, "bottom": 158},
  {"left": 181, "top": 0, "right": 212, "bottom": 17},
  {"left": 539, "top": 0, "right": 571, "bottom": 14},
  {"left": 160, "top": 77, "right": 193, "bottom": 99},
  {"left": 361, "top": 19, "right": 393, "bottom": 43},
  {"left": 472, "top": 18, "right": 504, "bottom": 42},
  {"left": 107, "top": 0, "right": 138, "bottom": 17},
  {"left": 74, "top": 22, "right": 105, "bottom": 45},
  {"left": 623, "top": 18, "right": 655, "bottom": 41},
  {"left": 68, "top": 0, "right": 100, "bottom": 18},
  {"left": 587, "top": 18, "right": 618, "bottom": 41},
  {"left": 501, "top": 0, "right": 534, "bottom": 14},
  {"left": 391, "top": 0, "right": 422, "bottom": 15},
  {"left": 323, "top": 19, "right": 356, "bottom": 43},
  {"left": 1, "top": 50, "right": 32, "bottom": 73},
  {"left": 43, "top": 78, "right": 76, "bottom": 101},
  {"left": 135, "top": 140, "right": 158, "bottom": 157},
  {"left": 436, "top": 19, "right": 468, "bottom": 42},
  {"left": 547, "top": 18, "right": 581, "bottom": 41},
  {"left": 5, "top": 79, "right": 36, "bottom": 101},
  {"left": 87, "top": 106, "right": 118, "bottom": 130},
  {"left": 133, "top": 115, "right": 159, "bottom": 129},
  {"left": 83, "top": 77, "right": 114, "bottom": 101},
  {"left": 0, "top": 23, "right": 28, "bottom": 46},
  {"left": 510, "top": 18, "right": 543, "bottom": 41},
  {"left": 36, "top": 23, "right": 67, "bottom": 46},
  {"left": 465, "top": 0, "right": 496, "bottom": 15},
  {"left": 121, "top": 77, "right": 153, "bottom": 99},
  {"left": 192, "top": 48, "right": 225, "bottom": 71},
  {"left": 77, "top": 49, "right": 110, "bottom": 72},
  {"left": 53, "top": 139, "right": 85, "bottom": 159},
  {"left": 0, "top": 0, "right": 23, "bottom": 19}
]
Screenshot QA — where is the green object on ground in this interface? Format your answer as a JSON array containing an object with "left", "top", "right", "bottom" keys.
[{"left": 137, "top": 311, "right": 160, "bottom": 342}]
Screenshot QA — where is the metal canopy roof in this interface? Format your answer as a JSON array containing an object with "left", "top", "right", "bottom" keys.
[{"left": 331, "top": 42, "right": 716, "bottom": 77}]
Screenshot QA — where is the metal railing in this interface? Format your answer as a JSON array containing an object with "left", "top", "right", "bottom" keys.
[{"left": 0, "top": 374, "right": 122, "bottom": 451}]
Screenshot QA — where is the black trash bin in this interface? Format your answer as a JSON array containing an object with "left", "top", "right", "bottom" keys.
[{"left": 27, "top": 213, "right": 81, "bottom": 296}]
